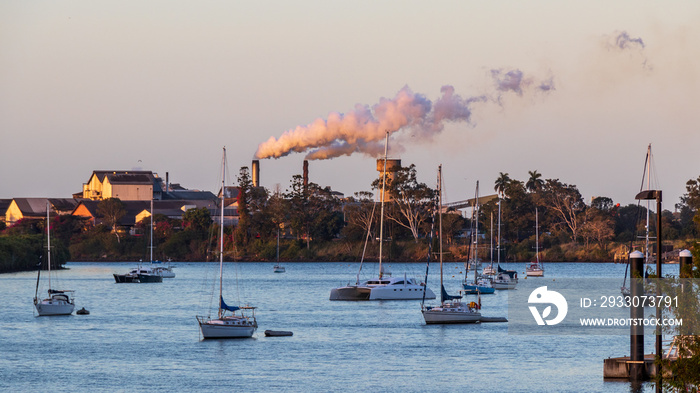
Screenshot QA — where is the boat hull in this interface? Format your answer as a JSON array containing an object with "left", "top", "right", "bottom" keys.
[
  {"left": 492, "top": 281, "right": 517, "bottom": 290},
  {"left": 462, "top": 284, "right": 495, "bottom": 294},
  {"left": 525, "top": 269, "right": 544, "bottom": 277},
  {"left": 368, "top": 285, "right": 436, "bottom": 300},
  {"left": 422, "top": 309, "right": 482, "bottom": 324},
  {"left": 35, "top": 300, "right": 74, "bottom": 316},
  {"left": 197, "top": 317, "right": 256, "bottom": 339},
  {"left": 329, "top": 286, "right": 372, "bottom": 300},
  {"left": 113, "top": 273, "right": 163, "bottom": 283}
]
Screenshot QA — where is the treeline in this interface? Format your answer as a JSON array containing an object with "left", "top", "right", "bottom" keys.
[{"left": 3, "top": 167, "right": 700, "bottom": 273}]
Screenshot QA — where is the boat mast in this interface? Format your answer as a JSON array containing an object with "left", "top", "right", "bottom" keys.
[
  {"left": 46, "top": 201, "right": 52, "bottom": 290},
  {"left": 150, "top": 199, "right": 154, "bottom": 263},
  {"left": 535, "top": 207, "right": 540, "bottom": 264},
  {"left": 497, "top": 195, "right": 501, "bottom": 265},
  {"left": 645, "top": 143, "right": 651, "bottom": 263},
  {"left": 438, "top": 165, "right": 443, "bottom": 292},
  {"left": 490, "top": 212, "right": 494, "bottom": 269},
  {"left": 473, "top": 181, "right": 479, "bottom": 283},
  {"left": 378, "top": 131, "right": 389, "bottom": 279},
  {"left": 219, "top": 147, "right": 226, "bottom": 319}
]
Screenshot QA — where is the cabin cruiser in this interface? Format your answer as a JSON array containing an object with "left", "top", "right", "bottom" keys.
[{"left": 113, "top": 266, "right": 163, "bottom": 283}]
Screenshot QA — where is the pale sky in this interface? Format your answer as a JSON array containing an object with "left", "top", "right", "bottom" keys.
[{"left": 2, "top": 1, "right": 699, "bottom": 209}]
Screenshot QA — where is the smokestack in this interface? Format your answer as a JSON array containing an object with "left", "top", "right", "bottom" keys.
[
  {"left": 303, "top": 160, "right": 309, "bottom": 191},
  {"left": 252, "top": 160, "right": 260, "bottom": 188},
  {"left": 165, "top": 172, "right": 169, "bottom": 192}
]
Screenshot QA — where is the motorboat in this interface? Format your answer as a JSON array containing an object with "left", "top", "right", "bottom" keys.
[
  {"left": 113, "top": 266, "right": 163, "bottom": 283},
  {"left": 151, "top": 263, "right": 175, "bottom": 278}
]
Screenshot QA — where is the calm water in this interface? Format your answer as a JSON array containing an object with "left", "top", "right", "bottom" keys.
[{"left": 0, "top": 261, "right": 677, "bottom": 392}]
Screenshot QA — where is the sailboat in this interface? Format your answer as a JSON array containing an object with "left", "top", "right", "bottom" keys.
[
  {"left": 490, "top": 195, "right": 518, "bottom": 290},
  {"left": 621, "top": 143, "right": 656, "bottom": 297},
  {"left": 148, "top": 200, "right": 175, "bottom": 278},
  {"left": 273, "top": 224, "right": 285, "bottom": 273},
  {"left": 197, "top": 147, "right": 257, "bottom": 339},
  {"left": 422, "top": 166, "right": 483, "bottom": 324},
  {"left": 482, "top": 213, "right": 497, "bottom": 276},
  {"left": 525, "top": 208, "right": 544, "bottom": 277},
  {"left": 463, "top": 181, "right": 495, "bottom": 294},
  {"left": 330, "top": 132, "right": 435, "bottom": 301},
  {"left": 34, "top": 202, "right": 75, "bottom": 316}
]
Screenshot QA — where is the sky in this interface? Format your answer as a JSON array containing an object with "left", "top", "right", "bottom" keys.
[{"left": 2, "top": 1, "right": 699, "bottom": 210}]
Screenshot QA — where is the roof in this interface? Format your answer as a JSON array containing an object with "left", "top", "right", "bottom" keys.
[
  {"left": 74, "top": 199, "right": 219, "bottom": 225},
  {"left": 163, "top": 190, "right": 217, "bottom": 201},
  {"left": 89, "top": 170, "right": 164, "bottom": 193},
  {"left": 12, "top": 198, "right": 79, "bottom": 216},
  {"left": 105, "top": 173, "right": 153, "bottom": 185}
]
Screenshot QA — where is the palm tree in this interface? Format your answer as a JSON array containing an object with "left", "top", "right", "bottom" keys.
[
  {"left": 526, "top": 170, "right": 544, "bottom": 192},
  {"left": 494, "top": 172, "right": 511, "bottom": 197}
]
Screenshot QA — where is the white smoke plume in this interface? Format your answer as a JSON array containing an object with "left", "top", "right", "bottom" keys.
[{"left": 255, "top": 70, "right": 554, "bottom": 161}]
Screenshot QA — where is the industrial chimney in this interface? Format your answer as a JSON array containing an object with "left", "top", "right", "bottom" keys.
[
  {"left": 303, "top": 160, "right": 309, "bottom": 191},
  {"left": 252, "top": 160, "right": 260, "bottom": 188}
]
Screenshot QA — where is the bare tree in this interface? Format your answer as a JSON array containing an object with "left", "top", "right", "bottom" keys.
[
  {"left": 97, "top": 198, "right": 126, "bottom": 243},
  {"left": 541, "top": 179, "right": 585, "bottom": 242}
]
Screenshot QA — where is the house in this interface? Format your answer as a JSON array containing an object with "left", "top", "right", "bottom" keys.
[
  {"left": 134, "top": 200, "right": 219, "bottom": 224},
  {"left": 81, "top": 170, "right": 165, "bottom": 201},
  {"left": 5, "top": 198, "right": 79, "bottom": 226},
  {"left": 72, "top": 199, "right": 223, "bottom": 233},
  {"left": 80, "top": 170, "right": 218, "bottom": 202}
]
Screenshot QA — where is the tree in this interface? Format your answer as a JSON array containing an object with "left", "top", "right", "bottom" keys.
[
  {"left": 580, "top": 209, "right": 615, "bottom": 250},
  {"left": 236, "top": 166, "right": 252, "bottom": 246},
  {"left": 526, "top": 170, "right": 544, "bottom": 193},
  {"left": 540, "top": 179, "right": 585, "bottom": 242},
  {"left": 591, "top": 196, "right": 614, "bottom": 211},
  {"left": 97, "top": 198, "right": 125, "bottom": 243},
  {"left": 285, "top": 175, "right": 310, "bottom": 246},
  {"left": 182, "top": 207, "right": 211, "bottom": 232},
  {"left": 494, "top": 172, "right": 511, "bottom": 196},
  {"left": 343, "top": 191, "right": 377, "bottom": 241},
  {"left": 373, "top": 164, "right": 435, "bottom": 242}
]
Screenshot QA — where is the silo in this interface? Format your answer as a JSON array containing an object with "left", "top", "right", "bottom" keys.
[{"left": 376, "top": 159, "right": 401, "bottom": 202}]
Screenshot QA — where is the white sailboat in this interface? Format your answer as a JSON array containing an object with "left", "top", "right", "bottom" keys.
[
  {"left": 463, "top": 181, "right": 495, "bottom": 294},
  {"left": 197, "top": 147, "right": 257, "bottom": 339},
  {"left": 34, "top": 202, "right": 75, "bottom": 316},
  {"left": 330, "top": 132, "right": 435, "bottom": 301},
  {"left": 148, "top": 199, "right": 175, "bottom": 278},
  {"left": 422, "top": 165, "right": 482, "bottom": 324},
  {"left": 490, "top": 195, "right": 518, "bottom": 290},
  {"left": 273, "top": 224, "right": 285, "bottom": 273},
  {"left": 482, "top": 213, "right": 497, "bottom": 276},
  {"left": 525, "top": 208, "right": 544, "bottom": 277}
]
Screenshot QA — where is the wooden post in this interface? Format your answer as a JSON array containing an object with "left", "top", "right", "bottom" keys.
[{"left": 629, "top": 250, "right": 645, "bottom": 381}]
